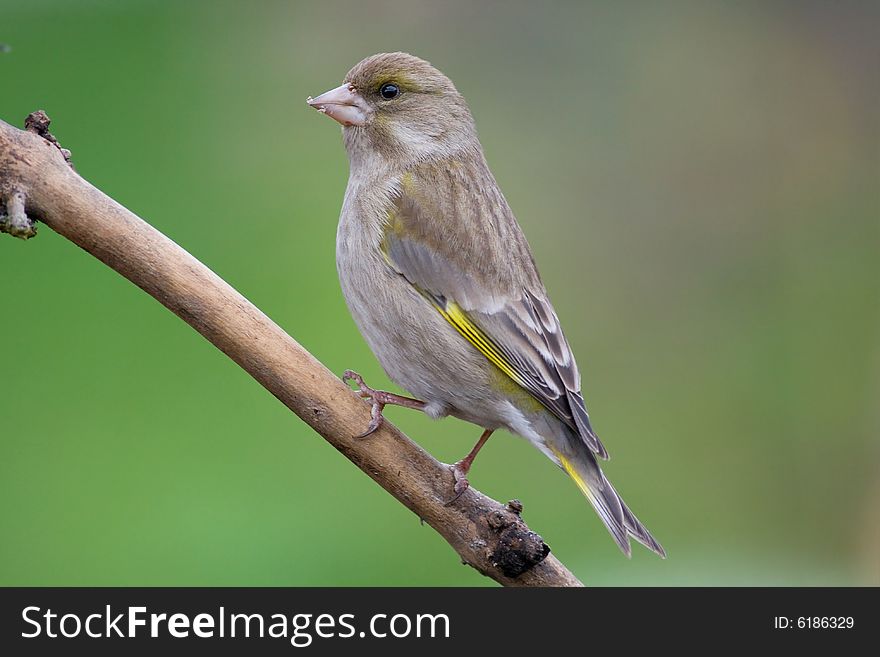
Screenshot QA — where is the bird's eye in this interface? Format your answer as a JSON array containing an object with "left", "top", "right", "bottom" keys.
[{"left": 379, "top": 83, "right": 400, "bottom": 100}]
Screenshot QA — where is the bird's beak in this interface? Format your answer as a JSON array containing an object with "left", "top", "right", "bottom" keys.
[{"left": 306, "top": 83, "right": 370, "bottom": 127}]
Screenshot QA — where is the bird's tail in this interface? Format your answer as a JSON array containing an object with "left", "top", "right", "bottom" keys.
[{"left": 552, "top": 446, "right": 666, "bottom": 558}]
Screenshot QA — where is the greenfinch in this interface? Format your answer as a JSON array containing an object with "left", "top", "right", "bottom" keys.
[{"left": 308, "top": 52, "right": 664, "bottom": 558}]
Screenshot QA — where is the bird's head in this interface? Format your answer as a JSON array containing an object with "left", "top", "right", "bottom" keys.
[{"left": 307, "top": 52, "right": 476, "bottom": 167}]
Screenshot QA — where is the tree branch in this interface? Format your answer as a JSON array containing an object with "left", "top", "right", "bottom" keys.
[{"left": 0, "top": 113, "right": 583, "bottom": 587}]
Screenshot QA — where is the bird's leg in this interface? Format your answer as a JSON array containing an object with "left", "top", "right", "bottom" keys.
[
  {"left": 446, "top": 429, "right": 494, "bottom": 505},
  {"left": 342, "top": 369, "right": 427, "bottom": 438}
]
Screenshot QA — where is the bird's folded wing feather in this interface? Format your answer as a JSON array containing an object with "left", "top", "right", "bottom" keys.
[{"left": 380, "top": 159, "right": 608, "bottom": 459}]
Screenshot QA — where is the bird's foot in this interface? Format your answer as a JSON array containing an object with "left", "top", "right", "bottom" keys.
[
  {"left": 342, "top": 369, "right": 426, "bottom": 438},
  {"left": 443, "top": 429, "right": 493, "bottom": 506},
  {"left": 444, "top": 461, "right": 472, "bottom": 505}
]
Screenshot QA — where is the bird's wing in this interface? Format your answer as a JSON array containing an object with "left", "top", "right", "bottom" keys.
[{"left": 380, "top": 161, "right": 607, "bottom": 459}]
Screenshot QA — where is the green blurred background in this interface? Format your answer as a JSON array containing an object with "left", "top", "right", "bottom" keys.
[{"left": 1, "top": 0, "right": 878, "bottom": 586}]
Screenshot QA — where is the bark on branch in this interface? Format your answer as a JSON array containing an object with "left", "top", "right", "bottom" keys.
[{"left": 0, "top": 113, "right": 583, "bottom": 587}]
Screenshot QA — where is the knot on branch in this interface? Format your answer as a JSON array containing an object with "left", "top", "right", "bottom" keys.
[
  {"left": 25, "top": 110, "right": 72, "bottom": 166},
  {"left": 485, "top": 499, "right": 551, "bottom": 578},
  {"left": 0, "top": 188, "right": 36, "bottom": 239}
]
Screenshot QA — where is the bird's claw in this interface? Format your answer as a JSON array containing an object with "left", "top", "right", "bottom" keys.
[
  {"left": 354, "top": 400, "right": 385, "bottom": 438},
  {"left": 444, "top": 461, "right": 471, "bottom": 506},
  {"left": 342, "top": 369, "right": 368, "bottom": 392},
  {"left": 343, "top": 369, "right": 386, "bottom": 438},
  {"left": 342, "top": 369, "right": 429, "bottom": 438}
]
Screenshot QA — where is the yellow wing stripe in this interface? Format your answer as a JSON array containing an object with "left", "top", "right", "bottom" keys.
[
  {"left": 554, "top": 449, "right": 592, "bottom": 500},
  {"left": 380, "top": 217, "right": 528, "bottom": 393},
  {"left": 433, "top": 300, "right": 525, "bottom": 386}
]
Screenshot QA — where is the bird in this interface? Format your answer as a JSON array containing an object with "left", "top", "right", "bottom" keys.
[{"left": 307, "top": 52, "right": 665, "bottom": 558}]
